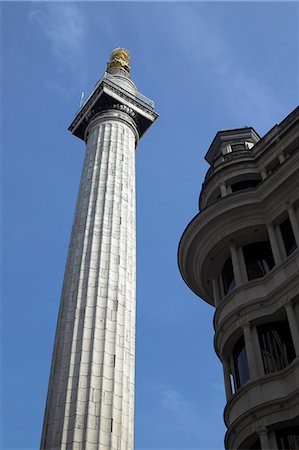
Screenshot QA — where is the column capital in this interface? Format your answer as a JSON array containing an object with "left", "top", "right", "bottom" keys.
[
  {"left": 242, "top": 321, "right": 251, "bottom": 331},
  {"left": 285, "top": 299, "right": 293, "bottom": 309},
  {"left": 257, "top": 426, "right": 268, "bottom": 436},
  {"left": 85, "top": 109, "right": 140, "bottom": 144}
]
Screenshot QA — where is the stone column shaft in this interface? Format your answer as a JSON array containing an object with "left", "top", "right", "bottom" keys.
[
  {"left": 250, "top": 325, "right": 264, "bottom": 377},
  {"left": 258, "top": 427, "right": 271, "bottom": 450},
  {"left": 41, "top": 111, "right": 138, "bottom": 450},
  {"left": 285, "top": 302, "right": 299, "bottom": 357},
  {"left": 230, "top": 243, "right": 242, "bottom": 287},
  {"left": 222, "top": 358, "right": 233, "bottom": 401},
  {"left": 237, "top": 246, "right": 247, "bottom": 283},
  {"left": 211, "top": 276, "right": 221, "bottom": 307},
  {"left": 243, "top": 323, "right": 259, "bottom": 379},
  {"left": 267, "top": 223, "right": 282, "bottom": 265},
  {"left": 276, "top": 224, "right": 287, "bottom": 259},
  {"left": 288, "top": 205, "right": 299, "bottom": 247},
  {"left": 220, "top": 183, "right": 227, "bottom": 197},
  {"left": 218, "top": 273, "right": 225, "bottom": 299},
  {"left": 279, "top": 153, "right": 285, "bottom": 164}
]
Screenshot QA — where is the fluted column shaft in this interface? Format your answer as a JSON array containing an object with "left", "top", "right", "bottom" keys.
[
  {"left": 222, "top": 357, "right": 233, "bottom": 400},
  {"left": 41, "top": 110, "right": 138, "bottom": 450}
]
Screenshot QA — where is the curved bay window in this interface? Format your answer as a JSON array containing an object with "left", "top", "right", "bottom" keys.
[
  {"left": 243, "top": 241, "right": 275, "bottom": 281},
  {"left": 233, "top": 336, "right": 250, "bottom": 389},
  {"left": 276, "top": 427, "right": 299, "bottom": 450},
  {"left": 222, "top": 256, "right": 236, "bottom": 295},
  {"left": 257, "top": 322, "right": 296, "bottom": 374}
]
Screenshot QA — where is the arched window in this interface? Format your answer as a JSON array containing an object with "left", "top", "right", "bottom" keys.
[
  {"left": 233, "top": 336, "right": 250, "bottom": 389},
  {"left": 257, "top": 322, "right": 296, "bottom": 374},
  {"left": 276, "top": 427, "right": 299, "bottom": 450},
  {"left": 243, "top": 241, "right": 275, "bottom": 281},
  {"left": 222, "top": 256, "right": 235, "bottom": 295}
]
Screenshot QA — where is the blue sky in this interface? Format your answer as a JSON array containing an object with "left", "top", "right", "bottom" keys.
[{"left": 1, "top": 1, "right": 298, "bottom": 449}]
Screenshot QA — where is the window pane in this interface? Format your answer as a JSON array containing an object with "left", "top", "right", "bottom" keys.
[
  {"left": 233, "top": 337, "right": 250, "bottom": 389},
  {"left": 258, "top": 322, "right": 296, "bottom": 374},
  {"left": 231, "top": 179, "right": 260, "bottom": 193},
  {"left": 237, "top": 346, "right": 250, "bottom": 386},
  {"left": 243, "top": 242, "right": 275, "bottom": 281},
  {"left": 276, "top": 427, "right": 299, "bottom": 450}
]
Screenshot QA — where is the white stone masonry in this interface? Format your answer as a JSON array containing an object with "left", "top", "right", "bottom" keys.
[{"left": 41, "top": 110, "right": 138, "bottom": 450}]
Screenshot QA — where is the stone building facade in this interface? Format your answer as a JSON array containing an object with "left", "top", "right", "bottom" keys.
[
  {"left": 178, "top": 107, "right": 299, "bottom": 449},
  {"left": 40, "top": 49, "right": 157, "bottom": 450}
]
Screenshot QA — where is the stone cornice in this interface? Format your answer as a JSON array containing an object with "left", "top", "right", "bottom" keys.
[
  {"left": 69, "top": 73, "right": 158, "bottom": 141},
  {"left": 84, "top": 110, "right": 140, "bottom": 145}
]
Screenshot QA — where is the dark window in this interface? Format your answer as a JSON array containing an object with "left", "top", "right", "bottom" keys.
[
  {"left": 240, "top": 436, "right": 262, "bottom": 450},
  {"left": 276, "top": 427, "right": 299, "bottom": 450},
  {"left": 287, "top": 146, "right": 298, "bottom": 157},
  {"left": 231, "top": 179, "right": 260, "bottom": 193},
  {"left": 222, "top": 257, "right": 235, "bottom": 295},
  {"left": 267, "top": 157, "right": 280, "bottom": 174},
  {"left": 280, "top": 217, "right": 297, "bottom": 256},
  {"left": 243, "top": 242, "right": 275, "bottom": 281},
  {"left": 258, "top": 322, "right": 296, "bottom": 374},
  {"left": 231, "top": 143, "right": 247, "bottom": 152},
  {"left": 249, "top": 439, "right": 262, "bottom": 450},
  {"left": 233, "top": 336, "right": 250, "bottom": 389}
]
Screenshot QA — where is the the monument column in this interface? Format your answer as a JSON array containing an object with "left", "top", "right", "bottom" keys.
[{"left": 41, "top": 48, "right": 158, "bottom": 450}]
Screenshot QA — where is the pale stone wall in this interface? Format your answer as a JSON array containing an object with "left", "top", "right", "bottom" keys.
[{"left": 41, "top": 111, "right": 137, "bottom": 450}]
